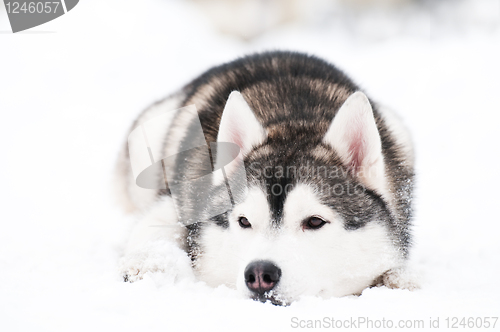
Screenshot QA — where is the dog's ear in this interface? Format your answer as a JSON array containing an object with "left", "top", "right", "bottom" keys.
[
  {"left": 323, "top": 91, "right": 386, "bottom": 194},
  {"left": 216, "top": 91, "right": 266, "bottom": 157},
  {"left": 214, "top": 91, "right": 266, "bottom": 178}
]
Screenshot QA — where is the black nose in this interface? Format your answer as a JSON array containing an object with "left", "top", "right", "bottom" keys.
[{"left": 244, "top": 260, "right": 281, "bottom": 295}]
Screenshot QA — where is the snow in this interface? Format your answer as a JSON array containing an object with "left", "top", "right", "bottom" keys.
[{"left": 1, "top": 0, "right": 499, "bottom": 331}]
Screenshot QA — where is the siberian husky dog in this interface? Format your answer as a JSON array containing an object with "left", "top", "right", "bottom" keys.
[{"left": 116, "top": 51, "right": 417, "bottom": 305}]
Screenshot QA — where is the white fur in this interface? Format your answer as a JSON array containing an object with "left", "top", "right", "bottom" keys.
[
  {"left": 194, "top": 186, "right": 269, "bottom": 288},
  {"left": 119, "top": 196, "right": 188, "bottom": 281},
  {"left": 195, "top": 184, "right": 403, "bottom": 302}
]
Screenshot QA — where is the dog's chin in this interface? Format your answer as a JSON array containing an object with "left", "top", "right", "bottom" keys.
[{"left": 250, "top": 291, "right": 290, "bottom": 306}]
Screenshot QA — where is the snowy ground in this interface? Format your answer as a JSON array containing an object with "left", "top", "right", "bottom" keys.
[{"left": 1, "top": 0, "right": 499, "bottom": 331}]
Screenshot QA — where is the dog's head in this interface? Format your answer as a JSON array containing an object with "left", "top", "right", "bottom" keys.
[{"left": 194, "top": 91, "right": 402, "bottom": 304}]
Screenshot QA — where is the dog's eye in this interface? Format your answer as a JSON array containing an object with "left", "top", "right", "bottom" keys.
[
  {"left": 238, "top": 216, "right": 251, "bottom": 229},
  {"left": 303, "top": 217, "right": 327, "bottom": 230}
]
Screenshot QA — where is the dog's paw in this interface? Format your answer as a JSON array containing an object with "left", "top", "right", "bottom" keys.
[
  {"left": 119, "top": 240, "right": 193, "bottom": 283},
  {"left": 374, "top": 268, "right": 420, "bottom": 291},
  {"left": 120, "top": 253, "right": 164, "bottom": 282}
]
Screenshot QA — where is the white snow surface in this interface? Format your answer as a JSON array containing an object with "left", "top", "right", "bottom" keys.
[{"left": 1, "top": 0, "right": 499, "bottom": 331}]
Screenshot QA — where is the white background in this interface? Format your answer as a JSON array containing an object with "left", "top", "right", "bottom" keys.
[{"left": 1, "top": 0, "right": 499, "bottom": 331}]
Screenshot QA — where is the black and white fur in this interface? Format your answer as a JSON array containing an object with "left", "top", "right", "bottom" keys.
[{"left": 116, "top": 51, "right": 417, "bottom": 304}]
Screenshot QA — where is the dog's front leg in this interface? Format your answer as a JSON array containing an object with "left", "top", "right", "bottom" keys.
[{"left": 119, "top": 196, "right": 190, "bottom": 282}]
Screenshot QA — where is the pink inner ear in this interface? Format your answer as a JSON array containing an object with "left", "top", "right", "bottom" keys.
[
  {"left": 227, "top": 121, "right": 244, "bottom": 152},
  {"left": 345, "top": 119, "right": 367, "bottom": 173}
]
